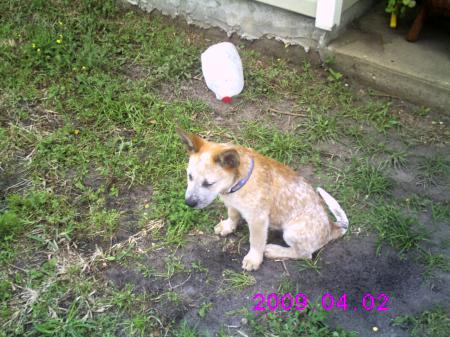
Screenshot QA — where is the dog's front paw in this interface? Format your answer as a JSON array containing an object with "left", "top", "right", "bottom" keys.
[
  {"left": 242, "top": 251, "right": 263, "bottom": 271},
  {"left": 214, "top": 219, "right": 236, "bottom": 236}
]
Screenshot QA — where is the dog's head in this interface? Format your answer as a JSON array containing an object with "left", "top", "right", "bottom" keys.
[{"left": 177, "top": 128, "right": 240, "bottom": 209}]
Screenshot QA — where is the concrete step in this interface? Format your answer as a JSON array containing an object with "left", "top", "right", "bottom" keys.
[{"left": 325, "top": 4, "right": 450, "bottom": 114}]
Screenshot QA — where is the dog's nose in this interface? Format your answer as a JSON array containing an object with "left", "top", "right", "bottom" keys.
[{"left": 185, "top": 197, "right": 198, "bottom": 208}]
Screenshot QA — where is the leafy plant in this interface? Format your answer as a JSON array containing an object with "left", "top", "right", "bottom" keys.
[
  {"left": 393, "top": 307, "right": 450, "bottom": 337},
  {"left": 222, "top": 269, "right": 256, "bottom": 291},
  {"left": 386, "top": 0, "right": 416, "bottom": 16}
]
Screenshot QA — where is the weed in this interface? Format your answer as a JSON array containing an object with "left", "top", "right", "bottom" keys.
[
  {"left": 0, "top": 211, "right": 22, "bottom": 240},
  {"left": 173, "top": 321, "right": 199, "bottom": 337},
  {"left": 191, "top": 260, "right": 209, "bottom": 274},
  {"left": 393, "top": 307, "right": 450, "bottom": 337},
  {"left": 242, "top": 121, "right": 311, "bottom": 165},
  {"left": 301, "top": 112, "right": 338, "bottom": 142},
  {"left": 1, "top": 190, "right": 77, "bottom": 242},
  {"left": 327, "top": 68, "right": 343, "bottom": 82},
  {"left": 87, "top": 208, "right": 121, "bottom": 235},
  {"left": 277, "top": 276, "right": 296, "bottom": 295},
  {"left": 198, "top": 302, "right": 213, "bottom": 318},
  {"left": 381, "top": 149, "right": 408, "bottom": 169},
  {"left": 297, "top": 250, "right": 322, "bottom": 275},
  {"left": 417, "top": 154, "right": 450, "bottom": 187},
  {"left": 413, "top": 106, "right": 431, "bottom": 117},
  {"left": 222, "top": 269, "right": 256, "bottom": 291},
  {"left": 164, "top": 290, "right": 181, "bottom": 303},
  {"left": 139, "top": 265, "right": 157, "bottom": 278},
  {"left": 431, "top": 202, "right": 450, "bottom": 222},
  {"left": 33, "top": 301, "right": 95, "bottom": 337},
  {"left": 368, "top": 203, "right": 428, "bottom": 254},
  {"left": 404, "top": 195, "right": 432, "bottom": 211},
  {"left": 164, "top": 256, "right": 186, "bottom": 279},
  {"left": 336, "top": 159, "right": 392, "bottom": 199},
  {"left": 111, "top": 284, "right": 135, "bottom": 310},
  {"left": 366, "top": 102, "right": 399, "bottom": 133},
  {"left": 123, "top": 313, "right": 155, "bottom": 337},
  {"left": 419, "top": 250, "right": 449, "bottom": 277},
  {"left": 246, "top": 302, "right": 357, "bottom": 337}
]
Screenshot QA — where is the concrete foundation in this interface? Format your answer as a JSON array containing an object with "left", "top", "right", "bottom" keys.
[{"left": 126, "top": 0, "right": 373, "bottom": 52}]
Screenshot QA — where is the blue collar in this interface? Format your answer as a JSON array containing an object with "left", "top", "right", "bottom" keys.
[{"left": 228, "top": 158, "right": 254, "bottom": 194}]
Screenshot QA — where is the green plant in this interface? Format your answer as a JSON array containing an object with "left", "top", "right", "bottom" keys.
[
  {"left": 393, "top": 307, "right": 450, "bottom": 337},
  {"left": 247, "top": 303, "right": 357, "bottom": 337},
  {"left": 298, "top": 251, "right": 322, "bottom": 275},
  {"left": 369, "top": 203, "right": 427, "bottom": 254},
  {"left": 346, "top": 159, "right": 392, "bottom": 197},
  {"left": 419, "top": 250, "right": 449, "bottom": 277},
  {"left": 327, "top": 68, "right": 343, "bottom": 82},
  {"left": 301, "top": 113, "right": 338, "bottom": 142},
  {"left": 198, "top": 302, "right": 212, "bottom": 318},
  {"left": 242, "top": 121, "right": 311, "bottom": 165},
  {"left": 33, "top": 301, "right": 95, "bottom": 337},
  {"left": 386, "top": 0, "right": 417, "bottom": 16},
  {"left": 277, "top": 276, "right": 296, "bottom": 295},
  {"left": 0, "top": 211, "right": 22, "bottom": 240},
  {"left": 222, "top": 269, "right": 256, "bottom": 291},
  {"left": 381, "top": 150, "right": 408, "bottom": 169},
  {"left": 417, "top": 154, "right": 450, "bottom": 187},
  {"left": 173, "top": 321, "right": 198, "bottom": 337}
]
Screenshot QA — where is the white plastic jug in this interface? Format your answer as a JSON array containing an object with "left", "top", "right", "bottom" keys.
[{"left": 201, "top": 42, "right": 244, "bottom": 103}]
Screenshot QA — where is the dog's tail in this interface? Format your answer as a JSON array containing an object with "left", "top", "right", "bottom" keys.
[{"left": 317, "top": 187, "right": 349, "bottom": 237}]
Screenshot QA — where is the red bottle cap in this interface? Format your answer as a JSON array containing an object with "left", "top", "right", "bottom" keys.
[{"left": 221, "top": 96, "right": 232, "bottom": 103}]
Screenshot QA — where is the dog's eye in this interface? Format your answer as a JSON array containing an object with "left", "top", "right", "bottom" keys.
[
  {"left": 188, "top": 174, "right": 193, "bottom": 181},
  {"left": 202, "top": 180, "right": 215, "bottom": 188}
]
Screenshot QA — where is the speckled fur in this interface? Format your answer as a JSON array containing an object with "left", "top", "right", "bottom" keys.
[{"left": 178, "top": 129, "right": 348, "bottom": 271}]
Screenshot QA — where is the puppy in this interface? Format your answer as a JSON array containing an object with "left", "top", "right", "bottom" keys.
[{"left": 178, "top": 129, "right": 348, "bottom": 271}]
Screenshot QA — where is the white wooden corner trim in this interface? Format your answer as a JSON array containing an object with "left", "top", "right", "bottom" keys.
[{"left": 315, "top": 0, "right": 343, "bottom": 31}]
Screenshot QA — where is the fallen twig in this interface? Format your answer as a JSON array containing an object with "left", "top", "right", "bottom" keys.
[{"left": 268, "top": 108, "right": 306, "bottom": 117}]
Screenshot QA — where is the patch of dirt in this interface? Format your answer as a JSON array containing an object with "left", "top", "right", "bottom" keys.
[
  {"left": 103, "top": 229, "right": 449, "bottom": 337},
  {"left": 108, "top": 183, "right": 153, "bottom": 244}
]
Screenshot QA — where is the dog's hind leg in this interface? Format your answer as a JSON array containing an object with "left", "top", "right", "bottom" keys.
[
  {"left": 264, "top": 219, "right": 325, "bottom": 260},
  {"left": 264, "top": 244, "right": 312, "bottom": 260},
  {"left": 214, "top": 206, "right": 241, "bottom": 236}
]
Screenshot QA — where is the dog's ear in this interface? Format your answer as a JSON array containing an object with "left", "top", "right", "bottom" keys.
[
  {"left": 176, "top": 128, "right": 205, "bottom": 153},
  {"left": 215, "top": 149, "right": 240, "bottom": 169}
]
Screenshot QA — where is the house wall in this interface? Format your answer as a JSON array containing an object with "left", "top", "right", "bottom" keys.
[
  {"left": 126, "top": 0, "right": 327, "bottom": 51},
  {"left": 125, "top": 0, "right": 374, "bottom": 53}
]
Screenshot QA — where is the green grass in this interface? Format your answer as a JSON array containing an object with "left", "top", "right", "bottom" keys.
[
  {"left": 173, "top": 321, "right": 199, "bottom": 337},
  {"left": 393, "top": 307, "right": 450, "bottom": 337},
  {"left": 246, "top": 304, "right": 357, "bottom": 337},
  {"left": 417, "top": 154, "right": 450, "bottom": 187},
  {"left": 431, "top": 202, "right": 450, "bottom": 222},
  {"left": 277, "top": 276, "right": 296, "bottom": 295},
  {"left": 222, "top": 269, "right": 256, "bottom": 291},
  {"left": 367, "top": 203, "right": 428, "bottom": 255},
  {"left": 297, "top": 252, "right": 322, "bottom": 275},
  {"left": 241, "top": 121, "right": 312, "bottom": 166},
  {"left": 198, "top": 302, "right": 213, "bottom": 318},
  {"left": 419, "top": 250, "right": 450, "bottom": 277},
  {"left": 301, "top": 113, "right": 339, "bottom": 142},
  {"left": 381, "top": 149, "right": 408, "bottom": 169}
]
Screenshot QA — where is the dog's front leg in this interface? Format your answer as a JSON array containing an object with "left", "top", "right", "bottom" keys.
[
  {"left": 242, "top": 216, "right": 269, "bottom": 271},
  {"left": 214, "top": 207, "right": 241, "bottom": 236}
]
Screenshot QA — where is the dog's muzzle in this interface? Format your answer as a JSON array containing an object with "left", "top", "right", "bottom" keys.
[{"left": 185, "top": 197, "right": 198, "bottom": 208}]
